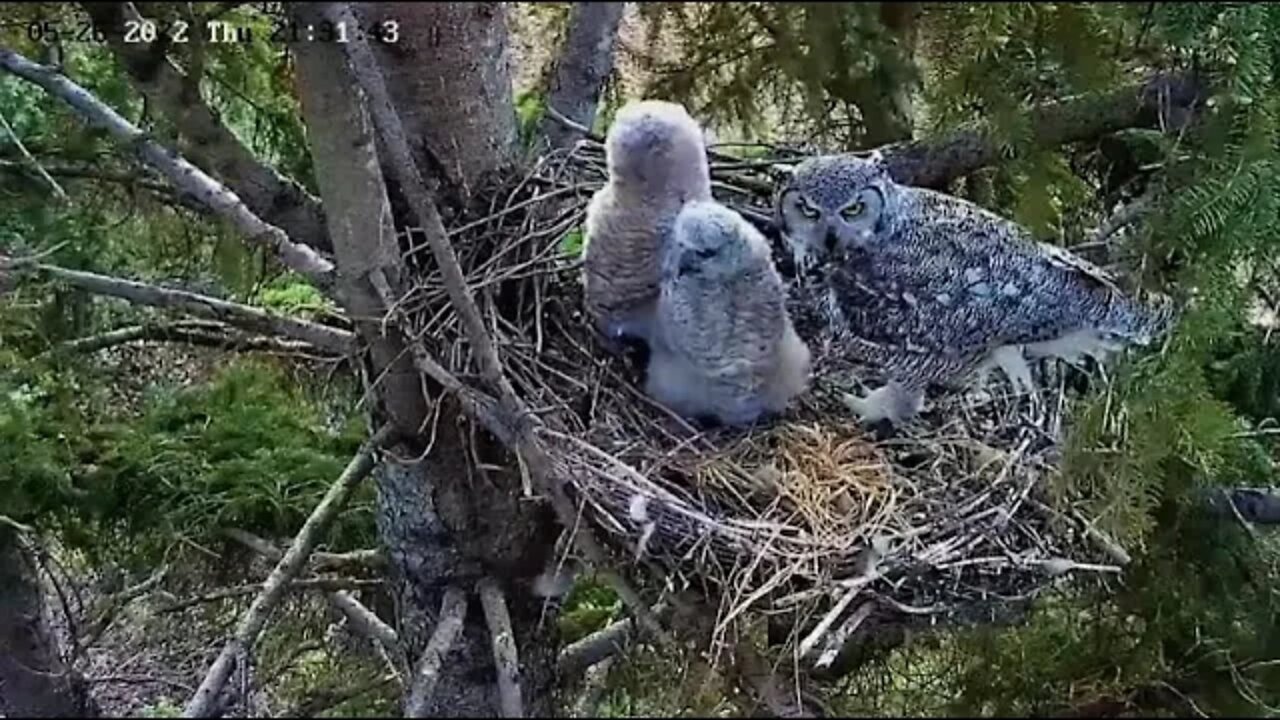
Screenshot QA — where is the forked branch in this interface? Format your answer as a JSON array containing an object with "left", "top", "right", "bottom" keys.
[{"left": 183, "top": 424, "right": 396, "bottom": 718}]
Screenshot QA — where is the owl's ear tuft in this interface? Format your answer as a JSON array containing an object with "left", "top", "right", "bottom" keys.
[{"left": 867, "top": 149, "right": 889, "bottom": 173}]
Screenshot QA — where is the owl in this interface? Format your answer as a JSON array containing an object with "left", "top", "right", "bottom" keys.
[
  {"left": 582, "top": 100, "right": 713, "bottom": 352},
  {"left": 774, "top": 151, "right": 1174, "bottom": 425},
  {"left": 646, "top": 200, "right": 812, "bottom": 427}
]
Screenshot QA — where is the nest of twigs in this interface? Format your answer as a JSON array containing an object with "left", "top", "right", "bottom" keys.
[{"left": 397, "top": 138, "right": 1128, "bottom": 656}]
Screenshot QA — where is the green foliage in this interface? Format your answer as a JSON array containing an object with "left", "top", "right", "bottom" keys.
[
  {"left": 0, "top": 349, "right": 370, "bottom": 568},
  {"left": 256, "top": 276, "right": 336, "bottom": 319},
  {"left": 635, "top": 3, "right": 922, "bottom": 147},
  {"left": 557, "top": 576, "right": 621, "bottom": 643},
  {"left": 558, "top": 226, "right": 585, "bottom": 258}
]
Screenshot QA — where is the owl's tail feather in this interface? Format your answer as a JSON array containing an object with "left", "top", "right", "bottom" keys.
[{"left": 1099, "top": 289, "right": 1178, "bottom": 346}]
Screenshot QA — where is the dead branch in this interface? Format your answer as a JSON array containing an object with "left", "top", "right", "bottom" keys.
[
  {"left": 570, "top": 655, "right": 615, "bottom": 719},
  {"left": 477, "top": 577, "right": 523, "bottom": 718},
  {"left": 0, "top": 158, "right": 173, "bottom": 195},
  {"left": 327, "top": 590, "right": 403, "bottom": 664},
  {"left": 0, "top": 105, "right": 67, "bottom": 201},
  {"left": 183, "top": 423, "right": 396, "bottom": 718},
  {"left": 540, "top": 2, "right": 626, "bottom": 150},
  {"left": 158, "top": 578, "right": 384, "bottom": 614},
  {"left": 558, "top": 602, "right": 673, "bottom": 677},
  {"left": 219, "top": 528, "right": 386, "bottom": 573},
  {"left": 330, "top": 2, "right": 674, "bottom": 651},
  {"left": 55, "top": 321, "right": 326, "bottom": 357},
  {"left": 78, "top": 2, "right": 332, "bottom": 254},
  {"left": 0, "top": 48, "right": 336, "bottom": 290},
  {"left": 79, "top": 565, "right": 168, "bottom": 646},
  {"left": 404, "top": 586, "right": 468, "bottom": 718},
  {"left": 0, "top": 257, "right": 353, "bottom": 355}
]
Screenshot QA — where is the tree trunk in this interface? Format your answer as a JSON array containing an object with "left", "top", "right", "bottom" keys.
[
  {"left": 357, "top": 2, "right": 519, "bottom": 207},
  {"left": 539, "top": 2, "right": 627, "bottom": 150},
  {"left": 291, "top": 3, "right": 559, "bottom": 715},
  {"left": 0, "top": 528, "right": 96, "bottom": 718}
]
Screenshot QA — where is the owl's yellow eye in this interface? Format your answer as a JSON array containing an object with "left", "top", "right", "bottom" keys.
[
  {"left": 797, "top": 199, "right": 820, "bottom": 220},
  {"left": 840, "top": 201, "right": 865, "bottom": 220}
]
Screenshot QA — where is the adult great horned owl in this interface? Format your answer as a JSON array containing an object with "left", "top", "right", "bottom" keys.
[
  {"left": 775, "top": 151, "right": 1174, "bottom": 425},
  {"left": 582, "top": 100, "right": 713, "bottom": 351},
  {"left": 646, "top": 200, "right": 812, "bottom": 427}
]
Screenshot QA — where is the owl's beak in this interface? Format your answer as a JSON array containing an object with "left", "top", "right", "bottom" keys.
[
  {"left": 676, "top": 250, "right": 701, "bottom": 277},
  {"left": 823, "top": 229, "right": 839, "bottom": 254}
]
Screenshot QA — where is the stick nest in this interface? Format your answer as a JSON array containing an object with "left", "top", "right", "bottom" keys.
[{"left": 397, "top": 139, "right": 1128, "bottom": 652}]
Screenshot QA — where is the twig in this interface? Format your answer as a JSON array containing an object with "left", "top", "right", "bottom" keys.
[
  {"left": 0, "top": 105, "right": 68, "bottom": 201},
  {"left": 88, "top": 674, "right": 195, "bottom": 693},
  {"left": 219, "top": 528, "right": 386, "bottom": 573},
  {"left": 6, "top": 260, "right": 354, "bottom": 355},
  {"left": 79, "top": 564, "right": 168, "bottom": 645},
  {"left": 183, "top": 424, "right": 395, "bottom": 718},
  {"left": 0, "top": 48, "right": 336, "bottom": 289},
  {"left": 0, "top": 514, "right": 35, "bottom": 534},
  {"left": 477, "top": 577, "right": 523, "bottom": 718},
  {"left": 54, "top": 322, "right": 325, "bottom": 356},
  {"left": 404, "top": 586, "right": 468, "bottom": 718},
  {"left": 158, "top": 578, "right": 384, "bottom": 614}
]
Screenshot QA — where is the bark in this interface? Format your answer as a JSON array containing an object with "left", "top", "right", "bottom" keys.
[
  {"left": 0, "top": 528, "right": 96, "bottom": 718},
  {"left": 882, "top": 70, "right": 1206, "bottom": 189},
  {"left": 358, "top": 2, "right": 519, "bottom": 205},
  {"left": 78, "top": 2, "right": 332, "bottom": 254},
  {"left": 291, "top": 5, "right": 559, "bottom": 716},
  {"left": 539, "top": 2, "right": 627, "bottom": 150}
]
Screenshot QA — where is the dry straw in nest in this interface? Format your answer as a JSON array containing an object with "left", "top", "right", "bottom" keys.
[{"left": 398, "top": 138, "right": 1132, "bottom": 657}]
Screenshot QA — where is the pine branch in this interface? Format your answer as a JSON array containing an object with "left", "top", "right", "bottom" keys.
[
  {"left": 183, "top": 424, "right": 396, "bottom": 718},
  {"left": 882, "top": 71, "right": 1207, "bottom": 188},
  {"left": 0, "top": 47, "right": 337, "bottom": 290},
  {"left": 540, "top": 2, "right": 627, "bottom": 150},
  {"left": 78, "top": 2, "right": 332, "bottom": 253},
  {"left": 0, "top": 257, "right": 354, "bottom": 355}
]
